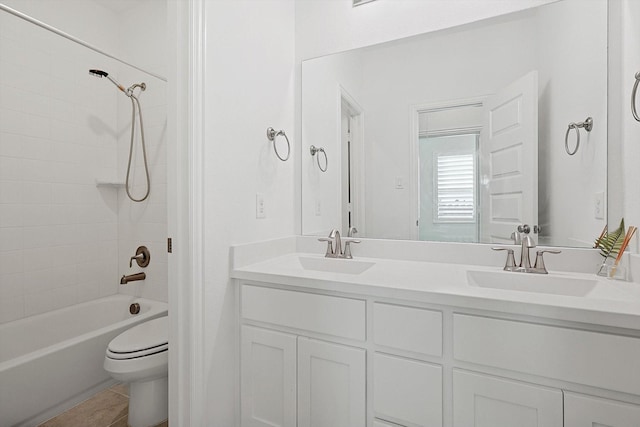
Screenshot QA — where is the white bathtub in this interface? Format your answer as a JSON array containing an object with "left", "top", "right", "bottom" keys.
[{"left": 0, "top": 295, "right": 168, "bottom": 427}]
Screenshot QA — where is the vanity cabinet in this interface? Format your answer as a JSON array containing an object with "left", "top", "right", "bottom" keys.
[
  {"left": 298, "top": 337, "right": 366, "bottom": 427},
  {"left": 240, "top": 285, "right": 369, "bottom": 427},
  {"left": 373, "top": 420, "right": 405, "bottom": 427},
  {"left": 238, "top": 282, "right": 640, "bottom": 427},
  {"left": 564, "top": 392, "right": 640, "bottom": 427},
  {"left": 240, "top": 284, "right": 444, "bottom": 427},
  {"left": 452, "top": 370, "right": 563, "bottom": 427},
  {"left": 240, "top": 326, "right": 296, "bottom": 427}
]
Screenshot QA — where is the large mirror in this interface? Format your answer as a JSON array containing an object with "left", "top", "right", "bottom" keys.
[{"left": 301, "top": 0, "right": 608, "bottom": 247}]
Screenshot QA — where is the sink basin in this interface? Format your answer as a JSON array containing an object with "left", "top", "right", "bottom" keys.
[
  {"left": 298, "top": 256, "right": 374, "bottom": 275},
  {"left": 467, "top": 270, "right": 598, "bottom": 296}
]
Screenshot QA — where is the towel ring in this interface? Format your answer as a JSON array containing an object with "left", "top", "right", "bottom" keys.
[
  {"left": 266, "top": 127, "right": 290, "bottom": 161},
  {"left": 310, "top": 145, "right": 328, "bottom": 172},
  {"left": 632, "top": 71, "right": 640, "bottom": 122},
  {"left": 565, "top": 117, "right": 593, "bottom": 156}
]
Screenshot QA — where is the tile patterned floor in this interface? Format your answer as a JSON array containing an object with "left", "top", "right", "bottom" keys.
[{"left": 38, "top": 383, "right": 168, "bottom": 427}]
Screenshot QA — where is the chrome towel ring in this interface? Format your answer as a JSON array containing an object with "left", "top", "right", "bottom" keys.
[
  {"left": 266, "top": 127, "right": 290, "bottom": 161},
  {"left": 565, "top": 117, "right": 593, "bottom": 156},
  {"left": 632, "top": 71, "right": 640, "bottom": 122},
  {"left": 310, "top": 145, "right": 328, "bottom": 172}
]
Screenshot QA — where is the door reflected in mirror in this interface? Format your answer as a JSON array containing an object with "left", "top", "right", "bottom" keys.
[{"left": 301, "top": 0, "right": 608, "bottom": 248}]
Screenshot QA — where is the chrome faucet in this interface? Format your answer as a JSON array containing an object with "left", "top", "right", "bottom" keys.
[
  {"left": 518, "top": 224, "right": 536, "bottom": 269},
  {"left": 344, "top": 227, "right": 359, "bottom": 259},
  {"left": 493, "top": 225, "right": 561, "bottom": 274},
  {"left": 318, "top": 228, "right": 360, "bottom": 259},
  {"left": 120, "top": 272, "right": 146, "bottom": 284},
  {"left": 319, "top": 229, "right": 342, "bottom": 258}
]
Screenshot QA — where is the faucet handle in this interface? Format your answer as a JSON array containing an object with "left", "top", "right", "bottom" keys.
[
  {"left": 492, "top": 247, "right": 517, "bottom": 271},
  {"left": 533, "top": 249, "right": 561, "bottom": 274},
  {"left": 342, "top": 238, "right": 360, "bottom": 259},
  {"left": 129, "top": 246, "right": 150, "bottom": 268},
  {"left": 318, "top": 237, "right": 334, "bottom": 257}
]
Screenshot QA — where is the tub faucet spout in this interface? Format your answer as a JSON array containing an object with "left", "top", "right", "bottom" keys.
[{"left": 120, "top": 272, "right": 146, "bottom": 284}]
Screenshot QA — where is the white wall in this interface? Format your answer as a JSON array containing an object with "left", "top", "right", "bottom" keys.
[
  {"left": 301, "top": 51, "right": 363, "bottom": 235},
  {"left": 620, "top": 0, "right": 640, "bottom": 252},
  {"left": 0, "top": 0, "right": 119, "bottom": 54},
  {"left": 202, "top": 0, "right": 295, "bottom": 424},
  {"left": 536, "top": 0, "right": 607, "bottom": 247},
  {"left": 295, "top": 0, "right": 556, "bottom": 60},
  {"left": 0, "top": 3, "right": 120, "bottom": 322}
]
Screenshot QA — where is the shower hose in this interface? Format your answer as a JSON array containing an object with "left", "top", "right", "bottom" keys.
[{"left": 125, "top": 91, "right": 150, "bottom": 203}]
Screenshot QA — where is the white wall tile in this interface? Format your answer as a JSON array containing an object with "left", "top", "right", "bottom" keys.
[
  {"left": 0, "top": 228, "right": 22, "bottom": 252},
  {"left": 0, "top": 251, "right": 22, "bottom": 274},
  {"left": 0, "top": 181, "right": 23, "bottom": 203},
  {"left": 0, "top": 0, "right": 166, "bottom": 324},
  {"left": 0, "top": 272, "right": 23, "bottom": 298},
  {"left": 0, "top": 294, "right": 24, "bottom": 323},
  {"left": 24, "top": 284, "right": 77, "bottom": 317},
  {"left": 0, "top": 205, "right": 23, "bottom": 227}
]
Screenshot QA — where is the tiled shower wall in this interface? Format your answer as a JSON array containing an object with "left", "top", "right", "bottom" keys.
[
  {"left": 116, "top": 69, "right": 168, "bottom": 303},
  {"left": 115, "top": 0, "right": 168, "bottom": 303},
  {"left": 0, "top": 2, "right": 167, "bottom": 323}
]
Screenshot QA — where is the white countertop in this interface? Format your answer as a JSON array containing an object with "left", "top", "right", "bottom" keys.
[{"left": 232, "top": 250, "right": 640, "bottom": 331}]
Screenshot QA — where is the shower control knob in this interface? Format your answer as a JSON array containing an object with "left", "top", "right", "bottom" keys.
[{"left": 130, "top": 246, "right": 151, "bottom": 268}]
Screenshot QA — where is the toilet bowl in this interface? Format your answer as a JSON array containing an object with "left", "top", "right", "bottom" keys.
[{"left": 104, "top": 316, "right": 168, "bottom": 427}]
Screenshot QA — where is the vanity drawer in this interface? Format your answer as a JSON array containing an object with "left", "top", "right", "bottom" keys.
[
  {"left": 374, "top": 352, "right": 442, "bottom": 427},
  {"left": 373, "top": 302, "right": 442, "bottom": 356},
  {"left": 241, "top": 284, "right": 366, "bottom": 341},
  {"left": 453, "top": 314, "right": 640, "bottom": 395}
]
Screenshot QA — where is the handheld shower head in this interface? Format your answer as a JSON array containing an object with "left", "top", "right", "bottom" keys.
[
  {"left": 89, "top": 69, "right": 108, "bottom": 78},
  {"left": 89, "top": 69, "right": 125, "bottom": 93}
]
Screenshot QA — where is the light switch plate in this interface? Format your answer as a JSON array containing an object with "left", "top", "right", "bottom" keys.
[{"left": 256, "top": 193, "right": 265, "bottom": 219}]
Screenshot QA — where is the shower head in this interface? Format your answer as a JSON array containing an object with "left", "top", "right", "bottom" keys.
[
  {"left": 89, "top": 69, "right": 125, "bottom": 93},
  {"left": 89, "top": 69, "right": 108, "bottom": 78}
]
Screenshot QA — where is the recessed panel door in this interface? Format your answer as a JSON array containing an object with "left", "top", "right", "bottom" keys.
[
  {"left": 241, "top": 326, "right": 296, "bottom": 427},
  {"left": 298, "top": 337, "right": 366, "bottom": 427},
  {"left": 480, "top": 71, "right": 538, "bottom": 243},
  {"left": 565, "top": 392, "right": 640, "bottom": 427},
  {"left": 453, "top": 369, "right": 562, "bottom": 427}
]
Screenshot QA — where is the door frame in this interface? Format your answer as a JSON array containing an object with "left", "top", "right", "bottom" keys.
[
  {"left": 408, "top": 96, "right": 487, "bottom": 240},
  {"left": 339, "top": 86, "right": 365, "bottom": 235},
  {"left": 168, "top": 0, "right": 206, "bottom": 425}
]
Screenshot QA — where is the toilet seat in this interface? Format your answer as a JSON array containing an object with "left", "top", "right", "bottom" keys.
[
  {"left": 106, "top": 343, "right": 168, "bottom": 360},
  {"left": 106, "top": 316, "right": 168, "bottom": 360}
]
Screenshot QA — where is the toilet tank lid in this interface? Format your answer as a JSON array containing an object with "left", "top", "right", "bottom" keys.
[{"left": 108, "top": 316, "right": 168, "bottom": 353}]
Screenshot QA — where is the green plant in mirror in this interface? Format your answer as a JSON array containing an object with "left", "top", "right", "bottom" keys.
[{"left": 594, "top": 218, "right": 625, "bottom": 259}]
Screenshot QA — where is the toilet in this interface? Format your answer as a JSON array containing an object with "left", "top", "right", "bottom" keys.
[{"left": 104, "top": 316, "right": 168, "bottom": 427}]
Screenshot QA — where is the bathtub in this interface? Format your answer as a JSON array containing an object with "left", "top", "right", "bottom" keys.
[{"left": 0, "top": 295, "right": 168, "bottom": 427}]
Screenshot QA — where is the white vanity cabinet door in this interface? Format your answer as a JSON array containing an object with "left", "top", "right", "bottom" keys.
[
  {"left": 453, "top": 370, "right": 563, "bottom": 427},
  {"left": 374, "top": 420, "right": 406, "bottom": 427},
  {"left": 374, "top": 353, "right": 442, "bottom": 426},
  {"left": 297, "top": 337, "right": 366, "bottom": 427},
  {"left": 564, "top": 392, "right": 640, "bottom": 427},
  {"left": 241, "top": 326, "right": 297, "bottom": 427}
]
